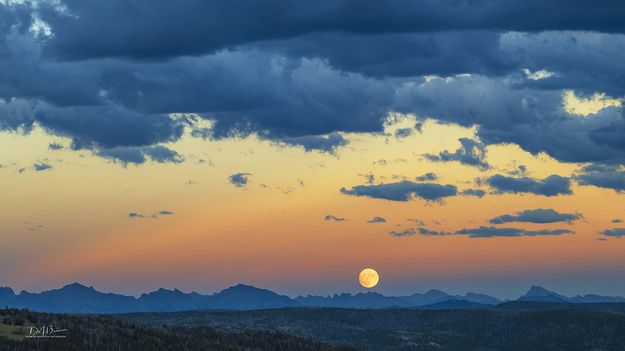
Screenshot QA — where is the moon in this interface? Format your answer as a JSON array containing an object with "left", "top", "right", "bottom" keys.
[{"left": 358, "top": 268, "right": 380, "bottom": 289}]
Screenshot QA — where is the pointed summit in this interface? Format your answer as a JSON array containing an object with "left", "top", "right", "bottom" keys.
[{"left": 519, "top": 285, "right": 568, "bottom": 302}]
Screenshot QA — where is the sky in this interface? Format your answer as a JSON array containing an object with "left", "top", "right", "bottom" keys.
[{"left": 2, "top": 0, "right": 625, "bottom": 300}]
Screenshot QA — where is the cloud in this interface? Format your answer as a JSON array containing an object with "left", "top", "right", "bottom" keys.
[
  {"left": 128, "top": 212, "right": 144, "bottom": 218},
  {"left": 158, "top": 210, "right": 174, "bottom": 215},
  {"left": 417, "top": 227, "right": 452, "bottom": 236},
  {"left": 340, "top": 180, "right": 457, "bottom": 202},
  {"left": 33, "top": 163, "right": 52, "bottom": 171},
  {"left": 456, "top": 226, "right": 574, "bottom": 238},
  {"left": 48, "top": 142, "right": 63, "bottom": 150},
  {"left": 415, "top": 173, "right": 437, "bottom": 182},
  {"left": 425, "top": 138, "right": 489, "bottom": 170},
  {"left": 487, "top": 174, "right": 572, "bottom": 196},
  {"left": 2, "top": 2, "right": 625, "bottom": 168},
  {"left": 406, "top": 218, "right": 425, "bottom": 226},
  {"left": 575, "top": 164, "right": 625, "bottom": 192},
  {"left": 324, "top": 214, "right": 346, "bottom": 222},
  {"left": 612, "top": 219, "right": 623, "bottom": 223},
  {"left": 228, "top": 173, "right": 251, "bottom": 187},
  {"left": 394, "top": 128, "right": 413, "bottom": 138},
  {"left": 97, "top": 145, "right": 183, "bottom": 165},
  {"left": 389, "top": 228, "right": 417, "bottom": 238},
  {"left": 366, "top": 216, "right": 386, "bottom": 223},
  {"left": 461, "top": 189, "right": 486, "bottom": 198},
  {"left": 600, "top": 228, "right": 625, "bottom": 238},
  {"left": 489, "top": 208, "right": 582, "bottom": 224},
  {"left": 279, "top": 133, "right": 348, "bottom": 153}
]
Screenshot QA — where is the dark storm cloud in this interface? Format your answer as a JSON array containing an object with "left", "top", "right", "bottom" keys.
[
  {"left": 575, "top": 164, "right": 625, "bottom": 192},
  {"left": 456, "top": 226, "right": 574, "bottom": 238},
  {"left": 340, "top": 180, "right": 458, "bottom": 202},
  {"left": 2, "top": 1, "right": 625, "bottom": 168},
  {"left": 228, "top": 173, "right": 251, "bottom": 188},
  {"left": 489, "top": 209, "right": 582, "bottom": 224},
  {"left": 424, "top": 138, "right": 489, "bottom": 170},
  {"left": 600, "top": 228, "right": 625, "bottom": 238},
  {"left": 486, "top": 174, "right": 572, "bottom": 197},
  {"left": 38, "top": 0, "right": 625, "bottom": 61}
]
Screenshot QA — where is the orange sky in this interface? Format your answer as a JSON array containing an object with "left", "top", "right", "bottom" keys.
[{"left": 1, "top": 100, "right": 625, "bottom": 299}]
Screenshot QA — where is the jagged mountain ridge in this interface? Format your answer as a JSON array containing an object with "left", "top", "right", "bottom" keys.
[{"left": 1, "top": 283, "right": 623, "bottom": 313}]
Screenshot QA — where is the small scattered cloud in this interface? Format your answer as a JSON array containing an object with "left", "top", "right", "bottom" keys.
[
  {"left": 367, "top": 216, "right": 386, "bottom": 223},
  {"left": 340, "top": 180, "right": 457, "bottom": 202},
  {"left": 98, "top": 145, "right": 183, "bottom": 165},
  {"left": 48, "top": 142, "right": 64, "bottom": 150},
  {"left": 406, "top": 218, "right": 425, "bottom": 226},
  {"left": 394, "top": 128, "right": 414, "bottom": 139},
  {"left": 424, "top": 138, "right": 489, "bottom": 170},
  {"left": 456, "top": 226, "right": 574, "bottom": 238},
  {"left": 601, "top": 228, "right": 625, "bottom": 238},
  {"left": 461, "top": 189, "right": 486, "bottom": 198},
  {"left": 279, "top": 133, "right": 348, "bottom": 153},
  {"left": 389, "top": 228, "right": 417, "bottom": 237},
  {"left": 158, "top": 210, "right": 174, "bottom": 215},
  {"left": 489, "top": 208, "right": 582, "bottom": 224},
  {"left": 128, "top": 212, "right": 144, "bottom": 218},
  {"left": 487, "top": 174, "right": 572, "bottom": 197},
  {"left": 415, "top": 173, "right": 437, "bottom": 182},
  {"left": 228, "top": 173, "right": 251, "bottom": 187},
  {"left": 324, "top": 214, "right": 346, "bottom": 222},
  {"left": 612, "top": 219, "right": 623, "bottom": 223},
  {"left": 33, "top": 163, "right": 52, "bottom": 172},
  {"left": 417, "top": 227, "right": 452, "bottom": 236},
  {"left": 129, "top": 210, "right": 175, "bottom": 219},
  {"left": 575, "top": 164, "right": 625, "bottom": 192}
]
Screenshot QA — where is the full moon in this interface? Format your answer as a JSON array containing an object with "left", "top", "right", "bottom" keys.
[{"left": 358, "top": 268, "right": 380, "bottom": 288}]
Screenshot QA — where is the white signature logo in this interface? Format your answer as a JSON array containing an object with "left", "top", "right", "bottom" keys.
[{"left": 25, "top": 325, "right": 68, "bottom": 339}]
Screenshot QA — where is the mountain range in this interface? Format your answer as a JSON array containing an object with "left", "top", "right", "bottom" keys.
[{"left": 1, "top": 283, "right": 624, "bottom": 314}]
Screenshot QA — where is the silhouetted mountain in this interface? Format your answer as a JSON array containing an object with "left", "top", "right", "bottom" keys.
[
  {"left": 417, "top": 299, "right": 493, "bottom": 310},
  {"left": 206, "top": 284, "right": 300, "bottom": 310},
  {"left": 518, "top": 285, "right": 625, "bottom": 304},
  {"left": 1, "top": 283, "right": 623, "bottom": 314},
  {"left": 519, "top": 285, "right": 569, "bottom": 302},
  {"left": 295, "top": 292, "right": 413, "bottom": 308}
]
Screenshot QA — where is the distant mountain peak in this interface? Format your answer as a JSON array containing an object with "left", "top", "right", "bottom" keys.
[{"left": 525, "top": 285, "right": 562, "bottom": 297}]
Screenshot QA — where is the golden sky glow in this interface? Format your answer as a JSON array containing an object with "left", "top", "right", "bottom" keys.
[{"left": 2, "top": 94, "right": 625, "bottom": 299}]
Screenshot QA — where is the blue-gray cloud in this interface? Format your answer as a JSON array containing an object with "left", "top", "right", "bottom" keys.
[
  {"left": 228, "top": 173, "right": 251, "bottom": 188},
  {"left": 48, "top": 143, "right": 63, "bottom": 150},
  {"left": 415, "top": 173, "right": 437, "bottom": 182},
  {"left": 461, "top": 189, "right": 486, "bottom": 198},
  {"left": 575, "top": 164, "right": 625, "bottom": 192},
  {"left": 340, "top": 180, "right": 458, "bottom": 202},
  {"left": 324, "top": 214, "right": 346, "bottom": 222},
  {"left": 367, "top": 216, "right": 386, "bottom": 223},
  {"left": 612, "top": 219, "right": 623, "bottom": 223},
  {"left": 489, "top": 208, "right": 582, "bottom": 224},
  {"left": 279, "top": 133, "right": 348, "bottom": 153},
  {"left": 97, "top": 146, "right": 183, "bottom": 165},
  {"left": 456, "top": 226, "right": 574, "bottom": 238},
  {"left": 487, "top": 174, "right": 572, "bottom": 197},
  {"left": 2, "top": 1, "right": 625, "bottom": 168},
  {"left": 389, "top": 228, "right": 417, "bottom": 238},
  {"left": 601, "top": 228, "right": 625, "bottom": 238},
  {"left": 417, "top": 227, "right": 452, "bottom": 236},
  {"left": 425, "top": 138, "right": 489, "bottom": 170},
  {"left": 33, "top": 163, "right": 52, "bottom": 171}
]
